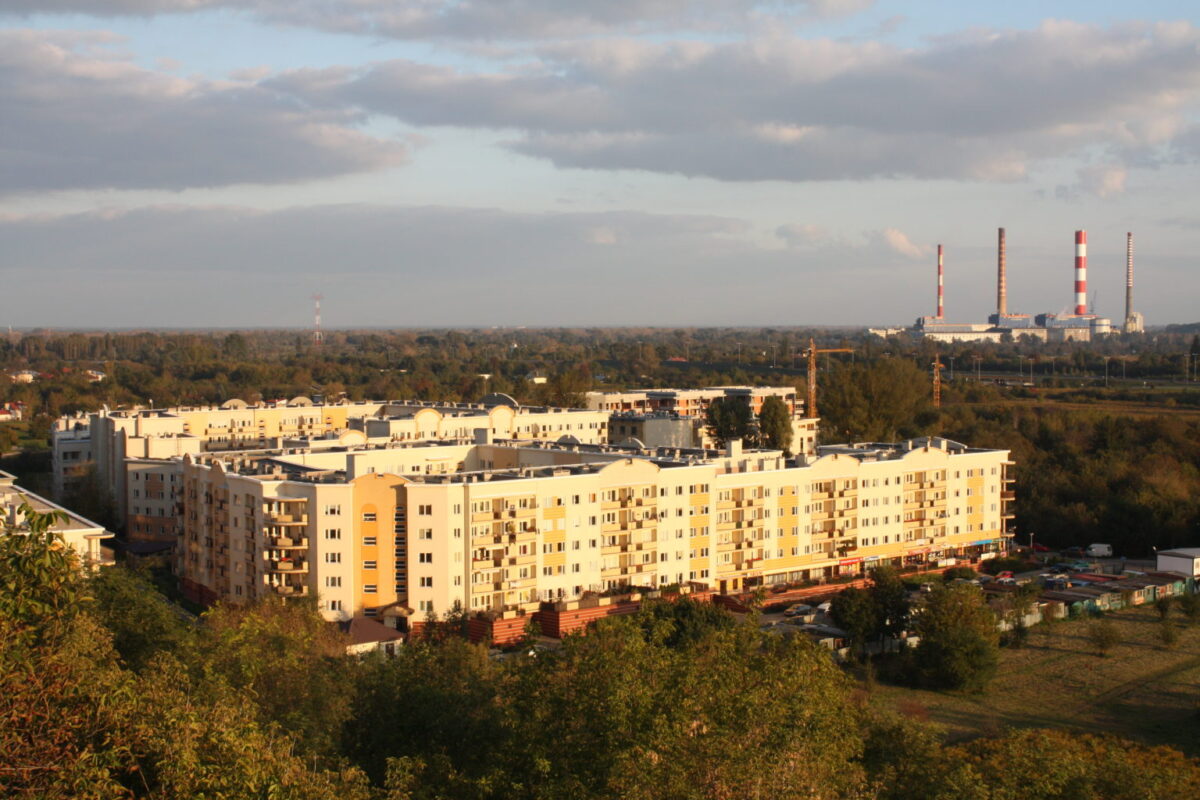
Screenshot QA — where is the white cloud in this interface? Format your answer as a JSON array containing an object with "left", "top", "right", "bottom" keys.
[
  {"left": 272, "top": 21, "right": 1200, "bottom": 183},
  {"left": 877, "top": 228, "right": 926, "bottom": 259},
  {"left": 0, "top": 29, "right": 406, "bottom": 193}
]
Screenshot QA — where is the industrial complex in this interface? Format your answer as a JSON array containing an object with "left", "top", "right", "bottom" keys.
[{"left": 876, "top": 228, "right": 1145, "bottom": 342}]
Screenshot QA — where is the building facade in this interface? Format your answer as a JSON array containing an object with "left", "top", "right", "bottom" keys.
[{"left": 174, "top": 436, "right": 1013, "bottom": 625}]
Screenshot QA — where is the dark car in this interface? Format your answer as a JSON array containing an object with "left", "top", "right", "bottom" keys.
[
  {"left": 1048, "top": 564, "right": 1072, "bottom": 575},
  {"left": 1061, "top": 546, "right": 1085, "bottom": 559}
]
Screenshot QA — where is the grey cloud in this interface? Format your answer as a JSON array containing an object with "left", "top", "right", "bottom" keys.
[
  {"left": 279, "top": 22, "right": 1200, "bottom": 182},
  {"left": 0, "top": 0, "right": 872, "bottom": 38},
  {"left": 0, "top": 203, "right": 932, "bottom": 327},
  {"left": 0, "top": 30, "right": 406, "bottom": 193}
]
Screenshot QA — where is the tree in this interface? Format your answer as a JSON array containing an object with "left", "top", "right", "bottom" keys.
[
  {"left": 869, "top": 566, "right": 910, "bottom": 643},
  {"left": 87, "top": 566, "right": 192, "bottom": 671},
  {"left": 757, "top": 395, "right": 793, "bottom": 454},
  {"left": 830, "top": 587, "right": 878, "bottom": 658},
  {"left": 1178, "top": 592, "right": 1200, "bottom": 625},
  {"left": 0, "top": 500, "right": 85, "bottom": 638},
  {"left": 1088, "top": 618, "right": 1121, "bottom": 657},
  {"left": 912, "top": 584, "right": 999, "bottom": 692},
  {"left": 704, "top": 397, "right": 754, "bottom": 447},
  {"left": 185, "top": 598, "right": 355, "bottom": 760}
]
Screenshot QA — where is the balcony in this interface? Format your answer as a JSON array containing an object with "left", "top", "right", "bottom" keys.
[
  {"left": 269, "top": 557, "right": 309, "bottom": 573},
  {"left": 273, "top": 583, "right": 309, "bottom": 597},
  {"left": 265, "top": 512, "right": 308, "bottom": 526},
  {"left": 272, "top": 536, "right": 308, "bottom": 548}
]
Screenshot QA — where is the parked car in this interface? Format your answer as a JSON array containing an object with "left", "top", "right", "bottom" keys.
[
  {"left": 1085, "top": 543, "right": 1113, "bottom": 558},
  {"left": 1068, "top": 561, "right": 1093, "bottom": 572},
  {"left": 995, "top": 571, "right": 1015, "bottom": 579},
  {"left": 1061, "top": 546, "right": 1085, "bottom": 559},
  {"left": 1048, "top": 564, "right": 1072, "bottom": 575},
  {"left": 1031, "top": 543, "right": 1052, "bottom": 553},
  {"left": 784, "top": 603, "right": 816, "bottom": 618}
]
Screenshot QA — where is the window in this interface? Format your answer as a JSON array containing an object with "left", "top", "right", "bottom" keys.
[
  {"left": 362, "top": 512, "right": 376, "bottom": 522},
  {"left": 325, "top": 576, "right": 342, "bottom": 588},
  {"left": 419, "top": 529, "right": 433, "bottom": 540},
  {"left": 363, "top": 560, "right": 377, "bottom": 569},
  {"left": 418, "top": 553, "right": 432, "bottom": 563},
  {"left": 328, "top": 600, "right": 342, "bottom": 611},
  {"left": 419, "top": 576, "right": 433, "bottom": 588},
  {"left": 363, "top": 536, "right": 377, "bottom": 546},
  {"left": 364, "top": 584, "right": 377, "bottom": 593},
  {"left": 418, "top": 600, "right": 432, "bottom": 612},
  {"left": 324, "top": 505, "right": 341, "bottom": 515},
  {"left": 325, "top": 552, "right": 341, "bottom": 564},
  {"left": 418, "top": 504, "right": 432, "bottom": 515}
]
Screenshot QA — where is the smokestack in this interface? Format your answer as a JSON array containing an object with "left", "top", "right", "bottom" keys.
[
  {"left": 1074, "top": 230, "right": 1087, "bottom": 316},
  {"left": 1125, "top": 232, "right": 1134, "bottom": 324},
  {"left": 997, "top": 228, "right": 1007, "bottom": 317},
  {"left": 936, "top": 244, "right": 944, "bottom": 319}
]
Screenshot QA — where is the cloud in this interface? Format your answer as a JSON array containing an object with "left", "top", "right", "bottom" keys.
[
  {"left": 1077, "top": 164, "right": 1127, "bottom": 197},
  {"left": 0, "top": 29, "right": 406, "bottom": 193},
  {"left": 775, "top": 223, "right": 829, "bottom": 248},
  {"left": 269, "top": 21, "right": 1200, "bottom": 183},
  {"left": 876, "top": 228, "right": 926, "bottom": 259},
  {"left": 0, "top": 0, "right": 874, "bottom": 39},
  {"left": 0, "top": 203, "right": 941, "bottom": 327}
]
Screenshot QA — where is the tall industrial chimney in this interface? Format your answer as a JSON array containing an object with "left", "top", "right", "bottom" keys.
[
  {"left": 1125, "top": 232, "right": 1134, "bottom": 324},
  {"left": 936, "top": 244, "right": 944, "bottom": 319},
  {"left": 997, "top": 227, "right": 1007, "bottom": 317},
  {"left": 1074, "top": 230, "right": 1088, "bottom": 316}
]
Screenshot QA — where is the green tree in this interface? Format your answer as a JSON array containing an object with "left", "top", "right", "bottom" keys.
[
  {"left": 757, "top": 395, "right": 794, "bottom": 454},
  {"left": 830, "top": 587, "right": 878, "bottom": 658},
  {"left": 1178, "top": 592, "right": 1199, "bottom": 625},
  {"left": 0, "top": 500, "right": 85, "bottom": 638},
  {"left": 704, "top": 397, "right": 754, "bottom": 447},
  {"left": 912, "top": 584, "right": 999, "bottom": 692},
  {"left": 185, "top": 598, "right": 355, "bottom": 760},
  {"left": 1088, "top": 618, "right": 1121, "bottom": 657},
  {"left": 88, "top": 566, "right": 192, "bottom": 671}
]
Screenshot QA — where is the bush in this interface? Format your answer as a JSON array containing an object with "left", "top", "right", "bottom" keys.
[
  {"left": 1178, "top": 593, "right": 1200, "bottom": 625},
  {"left": 1158, "top": 619, "right": 1179, "bottom": 649},
  {"left": 982, "top": 557, "right": 1027, "bottom": 576},
  {"left": 1088, "top": 619, "right": 1121, "bottom": 657},
  {"left": 1155, "top": 596, "right": 1173, "bottom": 620},
  {"left": 942, "top": 566, "right": 977, "bottom": 582}
]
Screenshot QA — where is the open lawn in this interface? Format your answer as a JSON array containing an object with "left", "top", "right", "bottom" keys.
[{"left": 872, "top": 606, "right": 1200, "bottom": 755}]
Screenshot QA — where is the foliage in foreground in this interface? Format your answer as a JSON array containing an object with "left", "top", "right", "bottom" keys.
[{"left": 3, "top": 505, "right": 1200, "bottom": 799}]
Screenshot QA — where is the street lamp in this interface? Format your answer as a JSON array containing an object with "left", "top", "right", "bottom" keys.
[
  {"left": 948, "top": 356, "right": 955, "bottom": 382},
  {"left": 1103, "top": 356, "right": 1111, "bottom": 388}
]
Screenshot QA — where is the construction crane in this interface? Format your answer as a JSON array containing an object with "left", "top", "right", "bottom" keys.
[
  {"left": 803, "top": 338, "right": 852, "bottom": 419},
  {"left": 932, "top": 352, "right": 945, "bottom": 409}
]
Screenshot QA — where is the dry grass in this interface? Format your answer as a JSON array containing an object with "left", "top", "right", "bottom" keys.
[{"left": 872, "top": 606, "right": 1200, "bottom": 754}]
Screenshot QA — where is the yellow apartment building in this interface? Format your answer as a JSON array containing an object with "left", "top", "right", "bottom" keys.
[{"left": 176, "top": 436, "right": 1013, "bottom": 626}]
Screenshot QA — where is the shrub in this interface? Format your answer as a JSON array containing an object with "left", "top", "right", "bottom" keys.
[{"left": 1088, "top": 619, "right": 1121, "bottom": 657}]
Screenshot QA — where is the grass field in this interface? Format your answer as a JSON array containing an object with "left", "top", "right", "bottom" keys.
[{"left": 871, "top": 606, "right": 1200, "bottom": 755}]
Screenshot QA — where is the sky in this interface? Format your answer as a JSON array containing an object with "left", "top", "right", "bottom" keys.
[{"left": 1, "top": 1, "right": 1199, "bottom": 329}]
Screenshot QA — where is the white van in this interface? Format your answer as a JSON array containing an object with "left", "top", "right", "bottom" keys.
[{"left": 1085, "top": 543, "right": 1113, "bottom": 558}]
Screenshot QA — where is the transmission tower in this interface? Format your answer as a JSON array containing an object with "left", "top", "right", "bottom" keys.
[{"left": 312, "top": 293, "right": 324, "bottom": 345}]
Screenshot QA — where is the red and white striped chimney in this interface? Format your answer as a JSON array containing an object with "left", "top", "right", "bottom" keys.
[
  {"left": 1074, "top": 229, "right": 1087, "bottom": 316},
  {"left": 936, "top": 244, "right": 944, "bottom": 319}
]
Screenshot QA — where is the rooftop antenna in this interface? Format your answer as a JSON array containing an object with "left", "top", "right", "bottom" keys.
[{"left": 312, "top": 293, "right": 324, "bottom": 345}]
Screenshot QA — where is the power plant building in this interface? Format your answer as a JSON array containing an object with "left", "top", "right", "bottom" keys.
[{"left": 888, "top": 227, "right": 1143, "bottom": 343}]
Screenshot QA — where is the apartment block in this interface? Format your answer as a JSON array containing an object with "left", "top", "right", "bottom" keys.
[
  {"left": 53, "top": 397, "right": 610, "bottom": 545},
  {"left": 174, "top": 435, "right": 1013, "bottom": 627}
]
